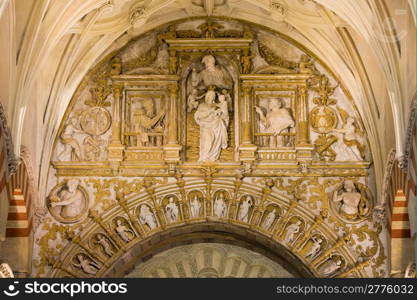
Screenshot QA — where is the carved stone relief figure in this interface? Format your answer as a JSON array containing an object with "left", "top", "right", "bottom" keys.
[
  {"left": 263, "top": 208, "right": 278, "bottom": 230},
  {"left": 194, "top": 85, "right": 229, "bottom": 162},
  {"left": 332, "top": 180, "right": 370, "bottom": 221},
  {"left": 164, "top": 196, "right": 179, "bottom": 223},
  {"left": 130, "top": 99, "right": 166, "bottom": 147},
  {"left": 94, "top": 234, "right": 114, "bottom": 257},
  {"left": 238, "top": 195, "right": 253, "bottom": 222},
  {"left": 190, "top": 194, "right": 202, "bottom": 218},
  {"left": 48, "top": 179, "right": 88, "bottom": 223},
  {"left": 255, "top": 98, "right": 295, "bottom": 147},
  {"left": 191, "top": 54, "right": 232, "bottom": 89},
  {"left": 153, "top": 43, "right": 170, "bottom": 74},
  {"left": 302, "top": 234, "right": 325, "bottom": 259},
  {"left": 114, "top": 218, "right": 134, "bottom": 242},
  {"left": 283, "top": 219, "right": 302, "bottom": 244},
  {"left": 57, "top": 117, "right": 83, "bottom": 161},
  {"left": 213, "top": 191, "right": 227, "bottom": 218},
  {"left": 319, "top": 255, "right": 344, "bottom": 277},
  {"left": 333, "top": 111, "right": 366, "bottom": 160},
  {"left": 241, "top": 48, "right": 252, "bottom": 74},
  {"left": 139, "top": 205, "right": 157, "bottom": 230},
  {"left": 188, "top": 54, "right": 233, "bottom": 162},
  {"left": 72, "top": 254, "right": 100, "bottom": 275}
]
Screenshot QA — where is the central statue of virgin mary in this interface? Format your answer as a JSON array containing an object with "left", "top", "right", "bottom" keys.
[
  {"left": 190, "top": 55, "right": 232, "bottom": 162},
  {"left": 194, "top": 86, "right": 229, "bottom": 162}
]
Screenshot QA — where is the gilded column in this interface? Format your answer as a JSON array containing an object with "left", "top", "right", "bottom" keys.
[
  {"left": 239, "top": 86, "right": 257, "bottom": 161},
  {"left": 164, "top": 83, "right": 181, "bottom": 162},
  {"left": 108, "top": 85, "right": 124, "bottom": 162},
  {"left": 295, "top": 85, "right": 313, "bottom": 160}
]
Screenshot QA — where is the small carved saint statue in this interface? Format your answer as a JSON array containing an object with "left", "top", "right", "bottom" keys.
[
  {"left": 320, "top": 257, "right": 343, "bottom": 277},
  {"left": 94, "top": 234, "right": 114, "bottom": 257},
  {"left": 115, "top": 219, "right": 134, "bottom": 242},
  {"left": 213, "top": 192, "right": 227, "bottom": 218},
  {"left": 284, "top": 220, "right": 302, "bottom": 244},
  {"left": 190, "top": 195, "right": 202, "bottom": 218},
  {"left": 139, "top": 205, "right": 157, "bottom": 229},
  {"left": 73, "top": 254, "right": 100, "bottom": 275},
  {"left": 238, "top": 195, "right": 253, "bottom": 223},
  {"left": 263, "top": 208, "right": 278, "bottom": 230},
  {"left": 165, "top": 197, "right": 179, "bottom": 223},
  {"left": 304, "top": 236, "right": 323, "bottom": 259}
]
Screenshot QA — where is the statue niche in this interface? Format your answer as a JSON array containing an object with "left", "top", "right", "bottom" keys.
[
  {"left": 254, "top": 97, "right": 295, "bottom": 147},
  {"left": 125, "top": 96, "right": 167, "bottom": 147},
  {"left": 185, "top": 54, "right": 235, "bottom": 162}
]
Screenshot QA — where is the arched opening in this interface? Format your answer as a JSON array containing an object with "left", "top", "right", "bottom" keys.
[{"left": 103, "top": 223, "right": 315, "bottom": 278}]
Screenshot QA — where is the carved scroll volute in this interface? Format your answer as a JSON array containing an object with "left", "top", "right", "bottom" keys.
[{"left": 108, "top": 85, "right": 124, "bottom": 162}]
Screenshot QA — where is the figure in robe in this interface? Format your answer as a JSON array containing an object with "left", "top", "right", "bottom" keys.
[
  {"left": 190, "top": 195, "right": 202, "bottom": 218},
  {"left": 263, "top": 208, "right": 277, "bottom": 230},
  {"left": 191, "top": 55, "right": 231, "bottom": 89},
  {"left": 238, "top": 196, "right": 253, "bottom": 223},
  {"left": 213, "top": 193, "right": 227, "bottom": 218},
  {"left": 255, "top": 98, "right": 295, "bottom": 147},
  {"left": 165, "top": 197, "right": 179, "bottom": 222},
  {"left": 58, "top": 117, "right": 83, "bottom": 161},
  {"left": 194, "top": 86, "right": 229, "bottom": 162},
  {"left": 139, "top": 205, "right": 157, "bottom": 229},
  {"left": 284, "top": 220, "right": 301, "bottom": 244}
]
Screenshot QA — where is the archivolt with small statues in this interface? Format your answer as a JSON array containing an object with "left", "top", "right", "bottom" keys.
[{"left": 35, "top": 17, "right": 386, "bottom": 278}]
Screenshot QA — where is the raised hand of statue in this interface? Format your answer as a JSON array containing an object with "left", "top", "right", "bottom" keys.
[
  {"left": 254, "top": 106, "right": 263, "bottom": 116},
  {"left": 49, "top": 196, "right": 60, "bottom": 207}
]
